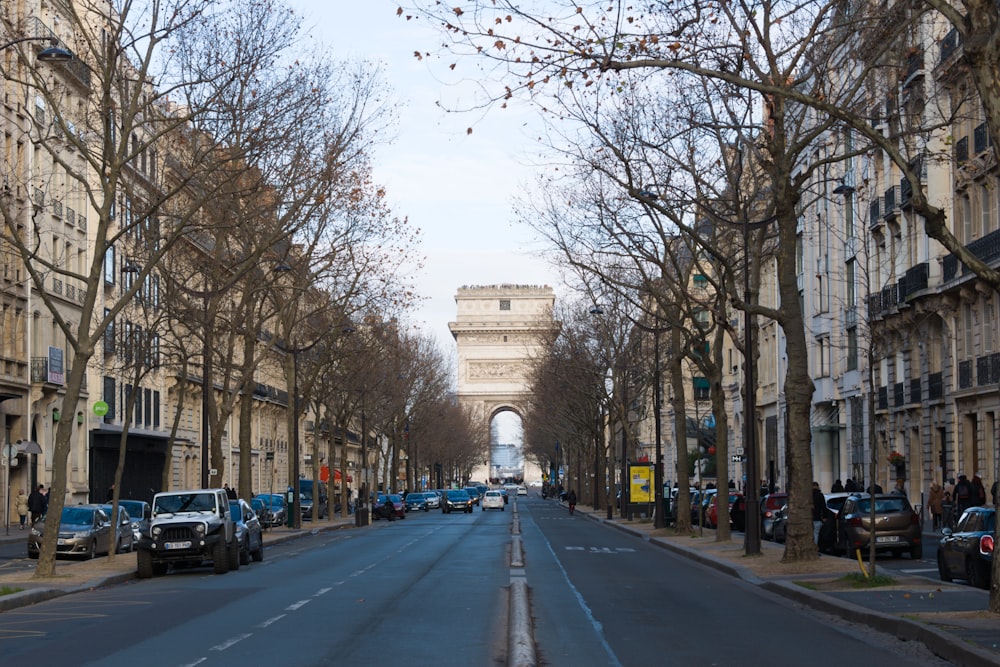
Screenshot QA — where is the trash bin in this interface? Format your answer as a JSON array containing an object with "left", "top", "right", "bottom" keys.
[{"left": 662, "top": 494, "right": 672, "bottom": 526}]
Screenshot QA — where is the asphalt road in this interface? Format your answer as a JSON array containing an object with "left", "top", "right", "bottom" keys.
[{"left": 0, "top": 496, "right": 958, "bottom": 667}]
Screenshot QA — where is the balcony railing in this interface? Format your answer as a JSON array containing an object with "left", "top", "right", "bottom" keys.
[
  {"left": 899, "top": 262, "right": 928, "bottom": 299},
  {"left": 942, "top": 227, "right": 1000, "bottom": 282},
  {"left": 883, "top": 185, "right": 900, "bottom": 216},
  {"left": 939, "top": 28, "right": 961, "bottom": 64}
]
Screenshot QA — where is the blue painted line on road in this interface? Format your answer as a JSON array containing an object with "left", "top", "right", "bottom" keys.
[{"left": 539, "top": 531, "right": 622, "bottom": 667}]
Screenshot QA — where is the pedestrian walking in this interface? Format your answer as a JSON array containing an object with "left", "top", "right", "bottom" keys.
[
  {"left": 27, "top": 484, "right": 46, "bottom": 524},
  {"left": 566, "top": 489, "right": 577, "bottom": 515},
  {"left": 954, "top": 474, "right": 973, "bottom": 514},
  {"left": 928, "top": 481, "right": 944, "bottom": 531},
  {"left": 15, "top": 489, "right": 28, "bottom": 529},
  {"left": 942, "top": 491, "right": 955, "bottom": 530},
  {"left": 971, "top": 475, "right": 987, "bottom": 506}
]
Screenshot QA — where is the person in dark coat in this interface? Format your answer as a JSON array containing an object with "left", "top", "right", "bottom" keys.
[
  {"left": 970, "top": 475, "right": 986, "bottom": 507},
  {"left": 566, "top": 489, "right": 577, "bottom": 515},
  {"left": 831, "top": 479, "right": 844, "bottom": 493},
  {"left": 812, "top": 482, "right": 826, "bottom": 547},
  {"left": 954, "top": 474, "right": 973, "bottom": 513},
  {"left": 27, "top": 484, "right": 46, "bottom": 524},
  {"left": 844, "top": 478, "right": 857, "bottom": 493}
]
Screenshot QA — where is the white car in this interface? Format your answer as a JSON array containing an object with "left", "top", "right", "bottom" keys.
[
  {"left": 482, "top": 490, "right": 505, "bottom": 511},
  {"left": 516, "top": 486, "right": 527, "bottom": 496}
]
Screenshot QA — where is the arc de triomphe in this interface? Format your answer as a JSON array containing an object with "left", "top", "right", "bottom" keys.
[{"left": 449, "top": 284, "right": 560, "bottom": 483}]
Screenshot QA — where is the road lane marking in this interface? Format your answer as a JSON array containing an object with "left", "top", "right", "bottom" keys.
[
  {"left": 211, "top": 633, "right": 252, "bottom": 651},
  {"left": 258, "top": 615, "right": 286, "bottom": 628},
  {"left": 286, "top": 600, "right": 311, "bottom": 611},
  {"left": 565, "top": 546, "right": 635, "bottom": 553},
  {"left": 314, "top": 587, "right": 332, "bottom": 596}
]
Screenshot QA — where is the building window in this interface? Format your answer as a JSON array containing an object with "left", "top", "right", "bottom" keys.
[
  {"left": 847, "top": 327, "right": 858, "bottom": 371},
  {"left": 693, "top": 377, "right": 710, "bottom": 400},
  {"left": 499, "top": 299, "right": 511, "bottom": 311}
]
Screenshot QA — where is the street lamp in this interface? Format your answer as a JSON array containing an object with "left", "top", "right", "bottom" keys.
[{"left": 0, "top": 37, "right": 74, "bottom": 63}]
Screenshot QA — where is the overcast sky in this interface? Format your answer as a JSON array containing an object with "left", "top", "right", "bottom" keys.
[{"left": 288, "top": 1, "right": 564, "bottom": 357}]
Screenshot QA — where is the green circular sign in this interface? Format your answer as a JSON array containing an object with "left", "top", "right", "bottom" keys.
[{"left": 93, "top": 401, "right": 109, "bottom": 417}]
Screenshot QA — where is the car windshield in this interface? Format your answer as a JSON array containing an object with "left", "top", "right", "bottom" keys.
[
  {"left": 408, "top": 494, "right": 424, "bottom": 501},
  {"left": 826, "top": 497, "right": 849, "bottom": 512},
  {"left": 60, "top": 507, "right": 96, "bottom": 525},
  {"left": 228, "top": 502, "right": 242, "bottom": 518},
  {"left": 449, "top": 491, "right": 470, "bottom": 499},
  {"left": 388, "top": 494, "right": 402, "bottom": 503},
  {"left": 257, "top": 495, "right": 283, "bottom": 508},
  {"left": 119, "top": 501, "right": 146, "bottom": 518},
  {"left": 856, "top": 498, "right": 910, "bottom": 513},
  {"left": 154, "top": 493, "right": 216, "bottom": 514}
]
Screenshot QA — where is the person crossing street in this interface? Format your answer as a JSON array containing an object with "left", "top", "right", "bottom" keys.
[{"left": 566, "top": 489, "right": 577, "bottom": 515}]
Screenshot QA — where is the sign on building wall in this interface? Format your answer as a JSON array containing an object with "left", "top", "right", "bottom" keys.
[{"left": 48, "top": 346, "right": 64, "bottom": 385}]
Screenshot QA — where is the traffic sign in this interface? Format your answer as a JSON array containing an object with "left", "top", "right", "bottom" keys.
[
  {"left": 731, "top": 455, "right": 746, "bottom": 463},
  {"left": 93, "top": 401, "right": 109, "bottom": 417}
]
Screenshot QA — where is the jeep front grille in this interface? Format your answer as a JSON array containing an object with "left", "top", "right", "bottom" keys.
[{"left": 161, "top": 526, "right": 197, "bottom": 541}]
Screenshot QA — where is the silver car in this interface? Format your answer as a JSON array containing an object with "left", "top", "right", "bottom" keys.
[{"left": 28, "top": 504, "right": 125, "bottom": 559}]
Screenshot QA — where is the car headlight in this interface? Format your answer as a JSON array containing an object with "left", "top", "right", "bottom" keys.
[
  {"left": 195, "top": 523, "right": 206, "bottom": 535},
  {"left": 151, "top": 526, "right": 162, "bottom": 537}
]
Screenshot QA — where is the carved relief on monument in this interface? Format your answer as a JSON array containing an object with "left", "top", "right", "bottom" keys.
[
  {"left": 468, "top": 360, "right": 527, "bottom": 380},
  {"left": 458, "top": 332, "right": 537, "bottom": 345}
]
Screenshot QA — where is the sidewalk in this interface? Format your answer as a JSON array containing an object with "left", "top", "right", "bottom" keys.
[
  {"left": 0, "top": 516, "right": 356, "bottom": 612},
  {"left": 566, "top": 501, "right": 1000, "bottom": 667}
]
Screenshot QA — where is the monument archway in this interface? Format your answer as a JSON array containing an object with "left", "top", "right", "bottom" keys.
[{"left": 450, "top": 285, "right": 560, "bottom": 483}]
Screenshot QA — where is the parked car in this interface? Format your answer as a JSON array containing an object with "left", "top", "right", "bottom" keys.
[
  {"left": 100, "top": 503, "right": 136, "bottom": 554},
  {"left": 704, "top": 492, "right": 745, "bottom": 530},
  {"left": 442, "top": 489, "right": 474, "bottom": 514},
  {"left": 299, "top": 479, "right": 328, "bottom": 520},
  {"left": 482, "top": 490, "right": 505, "bottom": 511},
  {"left": 761, "top": 493, "right": 788, "bottom": 540},
  {"left": 117, "top": 499, "right": 151, "bottom": 542},
  {"left": 817, "top": 493, "right": 854, "bottom": 553},
  {"left": 938, "top": 506, "right": 995, "bottom": 589},
  {"left": 228, "top": 499, "right": 264, "bottom": 565},
  {"left": 405, "top": 492, "right": 430, "bottom": 512},
  {"left": 254, "top": 494, "right": 287, "bottom": 528},
  {"left": 833, "top": 493, "right": 922, "bottom": 559},
  {"left": 250, "top": 497, "right": 272, "bottom": 529},
  {"left": 28, "top": 505, "right": 116, "bottom": 560},
  {"left": 373, "top": 494, "right": 405, "bottom": 520},
  {"left": 771, "top": 504, "right": 789, "bottom": 543}
]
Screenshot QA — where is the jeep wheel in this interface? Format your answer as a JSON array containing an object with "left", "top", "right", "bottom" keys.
[
  {"left": 239, "top": 537, "right": 250, "bottom": 566},
  {"left": 213, "top": 538, "right": 230, "bottom": 574},
  {"left": 228, "top": 539, "right": 240, "bottom": 571},
  {"left": 137, "top": 550, "right": 155, "bottom": 578},
  {"left": 251, "top": 540, "right": 264, "bottom": 562}
]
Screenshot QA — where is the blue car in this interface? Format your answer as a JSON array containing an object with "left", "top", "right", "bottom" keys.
[{"left": 938, "top": 506, "right": 995, "bottom": 589}]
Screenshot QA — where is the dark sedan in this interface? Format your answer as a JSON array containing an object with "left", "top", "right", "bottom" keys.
[
  {"left": 229, "top": 499, "right": 264, "bottom": 565},
  {"left": 442, "top": 489, "right": 473, "bottom": 514},
  {"left": 254, "top": 494, "right": 287, "bottom": 527},
  {"left": 117, "top": 500, "right": 151, "bottom": 542},
  {"left": 938, "top": 506, "right": 994, "bottom": 589},
  {"left": 405, "top": 492, "right": 431, "bottom": 512}
]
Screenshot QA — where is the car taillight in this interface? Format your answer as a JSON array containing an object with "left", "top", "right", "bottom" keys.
[
  {"left": 764, "top": 510, "right": 773, "bottom": 519},
  {"left": 910, "top": 513, "right": 920, "bottom": 525},
  {"left": 980, "top": 534, "right": 994, "bottom": 556},
  {"left": 848, "top": 516, "right": 863, "bottom": 527}
]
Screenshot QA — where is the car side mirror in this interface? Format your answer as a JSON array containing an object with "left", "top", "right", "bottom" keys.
[{"left": 941, "top": 527, "right": 953, "bottom": 537}]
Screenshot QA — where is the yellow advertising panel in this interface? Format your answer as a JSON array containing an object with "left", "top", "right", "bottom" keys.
[{"left": 629, "top": 464, "right": 654, "bottom": 503}]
